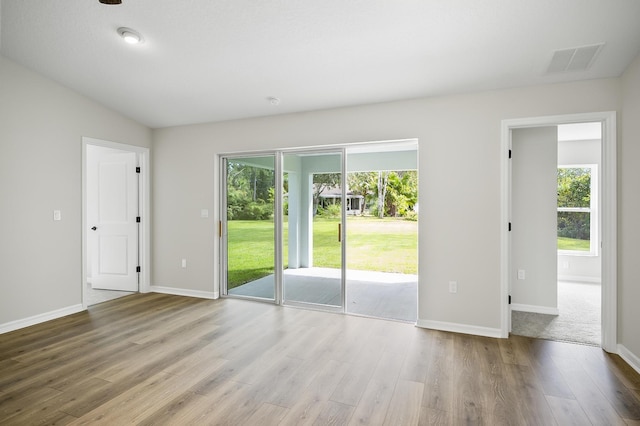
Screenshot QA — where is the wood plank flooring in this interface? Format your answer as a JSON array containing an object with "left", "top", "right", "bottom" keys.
[{"left": 1, "top": 293, "right": 639, "bottom": 425}]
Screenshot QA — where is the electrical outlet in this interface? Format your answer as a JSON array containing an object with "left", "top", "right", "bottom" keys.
[
  {"left": 449, "top": 281, "right": 457, "bottom": 293},
  {"left": 517, "top": 269, "right": 525, "bottom": 280},
  {"left": 53, "top": 210, "right": 61, "bottom": 221}
]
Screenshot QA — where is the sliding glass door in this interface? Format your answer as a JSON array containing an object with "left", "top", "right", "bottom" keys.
[
  {"left": 222, "top": 155, "right": 276, "bottom": 301},
  {"left": 221, "top": 142, "right": 419, "bottom": 322},
  {"left": 282, "top": 151, "right": 344, "bottom": 310},
  {"left": 221, "top": 150, "right": 345, "bottom": 311}
]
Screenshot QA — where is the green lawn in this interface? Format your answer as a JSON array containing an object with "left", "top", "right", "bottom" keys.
[
  {"left": 227, "top": 217, "right": 417, "bottom": 289},
  {"left": 557, "top": 236, "right": 590, "bottom": 251}
]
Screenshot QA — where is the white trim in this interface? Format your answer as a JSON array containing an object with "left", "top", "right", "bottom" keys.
[
  {"left": 618, "top": 345, "right": 640, "bottom": 375},
  {"left": 416, "top": 319, "right": 502, "bottom": 339},
  {"left": 150, "top": 285, "right": 219, "bottom": 300},
  {"left": 0, "top": 304, "right": 84, "bottom": 334},
  {"left": 501, "top": 112, "right": 617, "bottom": 352},
  {"left": 557, "top": 275, "right": 601, "bottom": 284},
  {"left": 81, "top": 137, "right": 151, "bottom": 310},
  {"left": 511, "top": 304, "right": 559, "bottom": 315}
]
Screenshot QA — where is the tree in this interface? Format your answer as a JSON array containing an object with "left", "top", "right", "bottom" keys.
[
  {"left": 226, "top": 161, "right": 275, "bottom": 220},
  {"left": 312, "top": 173, "right": 341, "bottom": 215},
  {"left": 347, "top": 172, "right": 377, "bottom": 214},
  {"left": 384, "top": 171, "right": 418, "bottom": 217},
  {"left": 370, "top": 170, "right": 418, "bottom": 218},
  {"left": 557, "top": 167, "right": 591, "bottom": 241},
  {"left": 557, "top": 168, "right": 590, "bottom": 207},
  {"left": 376, "top": 172, "right": 389, "bottom": 218}
]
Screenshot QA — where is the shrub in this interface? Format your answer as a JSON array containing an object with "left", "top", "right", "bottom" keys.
[
  {"left": 318, "top": 203, "right": 341, "bottom": 218},
  {"left": 404, "top": 211, "right": 418, "bottom": 221}
]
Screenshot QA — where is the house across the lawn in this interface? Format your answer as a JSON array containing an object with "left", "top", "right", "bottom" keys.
[{"left": 318, "top": 187, "right": 365, "bottom": 215}]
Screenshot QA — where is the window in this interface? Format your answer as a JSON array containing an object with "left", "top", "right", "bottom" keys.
[{"left": 557, "top": 165, "right": 597, "bottom": 255}]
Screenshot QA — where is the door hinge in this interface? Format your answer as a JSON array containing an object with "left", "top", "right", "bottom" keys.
[
  {"left": 136, "top": 166, "right": 141, "bottom": 173},
  {"left": 508, "top": 222, "right": 512, "bottom": 231},
  {"left": 136, "top": 216, "right": 141, "bottom": 223},
  {"left": 508, "top": 295, "right": 512, "bottom": 305},
  {"left": 136, "top": 266, "right": 141, "bottom": 273},
  {"left": 508, "top": 149, "right": 512, "bottom": 159}
]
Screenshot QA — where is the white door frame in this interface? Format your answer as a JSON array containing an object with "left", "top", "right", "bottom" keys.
[
  {"left": 218, "top": 147, "right": 347, "bottom": 313},
  {"left": 500, "top": 111, "right": 617, "bottom": 352},
  {"left": 82, "top": 137, "right": 151, "bottom": 308}
]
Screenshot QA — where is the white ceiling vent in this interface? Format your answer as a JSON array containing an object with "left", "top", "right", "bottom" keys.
[{"left": 546, "top": 43, "right": 604, "bottom": 73}]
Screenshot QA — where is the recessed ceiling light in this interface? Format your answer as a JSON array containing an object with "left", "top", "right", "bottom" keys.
[
  {"left": 117, "top": 27, "right": 144, "bottom": 45},
  {"left": 268, "top": 97, "right": 281, "bottom": 106}
]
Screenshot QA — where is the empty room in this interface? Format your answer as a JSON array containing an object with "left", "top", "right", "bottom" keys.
[{"left": 2, "top": 1, "right": 640, "bottom": 424}]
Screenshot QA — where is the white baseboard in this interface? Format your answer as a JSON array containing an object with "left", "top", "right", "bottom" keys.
[
  {"left": 511, "top": 303, "right": 559, "bottom": 315},
  {"left": 416, "top": 319, "right": 502, "bottom": 339},
  {"left": 558, "top": 275, "right": 601, "bottom": 284},
  {"left": 0, "top": 304, "right": 85, "bottom": 335},
  {"left": 618, "top": 344, "right": 640, "bottom": 375},
  {"left": 150, "top": 285, "right": 219, "bottom": 300}
]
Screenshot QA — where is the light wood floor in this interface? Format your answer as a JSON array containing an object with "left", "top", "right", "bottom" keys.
[{"left": 1, "top": 294, "right": 639, "bottom": 425}]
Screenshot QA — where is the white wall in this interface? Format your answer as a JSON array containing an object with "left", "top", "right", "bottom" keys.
[
  {"left": 620, "top": 53, "right": 640, "bottom": 363},
  {"left": 0, "top": 55, "right": 151, "bottom": 328},
  {"left": 557, "top": 138, "right": 601, "bottom": 282},
  {"left": 152, "top": 77, "right": 621, "bottom": 335},
  {"left": 511, "top": 127, "right": 558, "bottom": 311}
]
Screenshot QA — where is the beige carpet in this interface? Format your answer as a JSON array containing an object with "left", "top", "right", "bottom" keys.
[{"left": 511, "top": 281, "right": 601, "bottom": 346}]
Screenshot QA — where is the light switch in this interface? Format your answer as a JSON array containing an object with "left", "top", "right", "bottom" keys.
[{"left": 53, "top": 210, "right": 61, "bottom": 221}]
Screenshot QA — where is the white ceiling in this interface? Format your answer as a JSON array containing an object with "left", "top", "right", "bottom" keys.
[{"left": 2, "top": 0, "right": 640, "bottom": 129}]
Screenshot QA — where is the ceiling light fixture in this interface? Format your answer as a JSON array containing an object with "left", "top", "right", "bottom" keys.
[
  {"left": 268, "top": 97, "right": 281, "bottom": 106},
  {"left": 117, "top": 27, "right": 144, "bottom": 45}
]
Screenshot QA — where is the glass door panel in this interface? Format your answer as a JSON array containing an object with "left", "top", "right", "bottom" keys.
[
  {"left": 282, "top": 151, "right": 344, "bottom": 309},
  {"left": 223, "top": 155, "right": 276, "bottom": 301}
]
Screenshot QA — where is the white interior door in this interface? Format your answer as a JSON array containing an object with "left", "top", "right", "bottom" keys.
[{"left": 88, "top": 148, "right": 139, "bottom": 291}]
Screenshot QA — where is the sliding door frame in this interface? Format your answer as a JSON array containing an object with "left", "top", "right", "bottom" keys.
[
  {"left": 220, "top": 152, "right": 278, "bottom": 303},
  {"left": 219, "top": 147, "right": 347, "bottom": 313}
]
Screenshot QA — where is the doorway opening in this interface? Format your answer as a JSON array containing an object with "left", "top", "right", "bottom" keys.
[
  {"left": 500, "top": 112, "right": 617, "bottom": 352},
  {"left": 220, "top": 140, "right": 418, "bottom": 322},
  {"left": 510, "top": 123, "right": 602, "bottom": 345},
  {"left": 82, "top": 137, "right": 150, "bottom": 308}
]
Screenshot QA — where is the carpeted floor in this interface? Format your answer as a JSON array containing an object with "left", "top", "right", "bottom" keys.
[{"left": 511, "top": 281, "right": 601, "bottom": 346}]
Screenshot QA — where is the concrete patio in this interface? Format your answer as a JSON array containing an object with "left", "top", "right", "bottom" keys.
[{"left": 229, "top": 267, "right": 417, "bottom": 322}]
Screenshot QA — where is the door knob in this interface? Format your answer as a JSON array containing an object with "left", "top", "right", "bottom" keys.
[{"left": 91, "top": 226, "right": 97, "bottom": 231}]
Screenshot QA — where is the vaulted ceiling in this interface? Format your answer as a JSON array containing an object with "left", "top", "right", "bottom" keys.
[{"left": 2, "top": 0, "right": 639, "bottom": 128}]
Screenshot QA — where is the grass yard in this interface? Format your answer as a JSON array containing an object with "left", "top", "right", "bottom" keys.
[
  {"left": 227, "top": 216, "right": 417, "bottom": 289},
  {"left": 557, "top": 236, "right": 590, "bottom": 251}
]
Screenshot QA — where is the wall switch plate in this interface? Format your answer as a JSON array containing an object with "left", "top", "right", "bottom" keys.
[
  {"left": 181, "top": 259, "right": 187, "bottom": 268},
  {"left": 517, "top": 269, "right": 526, "bottom": 280},
  {"left": 449, "top": 281, "right": 457, "bottom": 293},
  {"left": 53, "top": 210, "right": 61, "bottom": 221},
  {"left": 201, "top": 209, "right": 209, "bottom": 218}
]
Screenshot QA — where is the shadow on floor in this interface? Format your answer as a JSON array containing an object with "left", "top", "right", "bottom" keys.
[{"left": 86, "top": 281, "right": 135, "bottom": 306}]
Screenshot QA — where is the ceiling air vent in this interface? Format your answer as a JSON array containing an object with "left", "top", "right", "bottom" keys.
[{"left": 546, "top": 43, "right": 604, "bottom": 73}]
